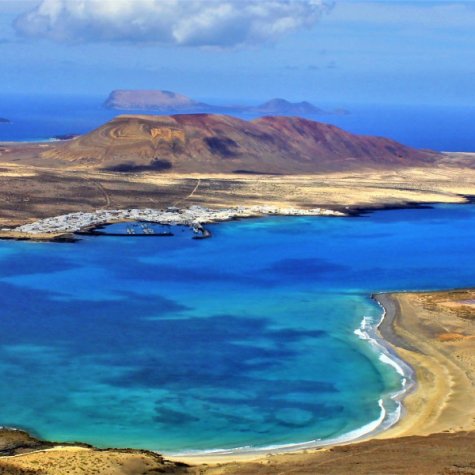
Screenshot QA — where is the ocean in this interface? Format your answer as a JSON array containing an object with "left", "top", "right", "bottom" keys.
[
  {"left": 0, "top": 204, "right": 474, "bottom": 453},
  {"left": 1, "top": 93, "right": 475, "bottom": 152}
]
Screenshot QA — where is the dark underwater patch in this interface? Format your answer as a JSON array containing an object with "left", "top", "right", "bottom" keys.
[
  {"left": 266, "top": 258, "right": 347, "bottom": 278},
  {"left": 0, "top": 253, "right": 76, "bottom": 277},
  {"left": 104, "top": 315, "right": 329, "bottom": 392},
  {"left": 154, "top": 405, "right": 200, "bottom": 425}
]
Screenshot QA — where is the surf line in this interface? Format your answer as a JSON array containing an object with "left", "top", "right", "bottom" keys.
[{"left": 168, "top": 298, "right": 415, "bottom": 458}]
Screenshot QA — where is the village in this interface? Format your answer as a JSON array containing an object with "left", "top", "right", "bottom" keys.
[{"left": 10, "top": 205, "right": 344, "bottom": 236}]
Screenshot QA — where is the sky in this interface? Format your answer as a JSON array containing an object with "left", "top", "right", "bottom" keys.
[{"left": 0, "top": 0, "right": 474, "bottom": 106}]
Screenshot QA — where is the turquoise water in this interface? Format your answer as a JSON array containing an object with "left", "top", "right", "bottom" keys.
[{"left": 0, "top": 203, "right": 475, "bottom": 452}]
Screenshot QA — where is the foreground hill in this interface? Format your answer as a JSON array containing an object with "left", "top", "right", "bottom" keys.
[
  {"left": 1, "top": 427, "right": 473, "bottom": 474},
  {"left": 43, "top": 114, "right": 438, "bottom": 174}
]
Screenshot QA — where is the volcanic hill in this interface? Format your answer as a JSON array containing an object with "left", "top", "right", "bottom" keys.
[{"left": 42, "top": 114, "right": 439, "bottom": 174}]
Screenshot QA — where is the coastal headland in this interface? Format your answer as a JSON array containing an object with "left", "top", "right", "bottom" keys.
[{"left": 0, "top": 289, "right": 473, "bottom": 474}]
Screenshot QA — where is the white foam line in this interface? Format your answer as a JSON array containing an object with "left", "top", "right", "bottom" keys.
[
  {"left": 0, "top": 303, "right": 409, "bottom": 459},
  {"left": 170, "top": 400, "right": 387, "bottom": 457},
  {"left": 169, "top": 303, "right": 415, "bottom": 459}
]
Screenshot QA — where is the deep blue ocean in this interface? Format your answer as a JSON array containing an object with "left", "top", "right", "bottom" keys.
[
  {"left": 0, "top": 204, "right": 475, "bottom": 452},
  {"left": 1, "top": 93, "right": 475, "bottom": 152}
]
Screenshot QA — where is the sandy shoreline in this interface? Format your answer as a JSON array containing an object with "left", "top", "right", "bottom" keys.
[
  {"left": 167, "top": 290, "right": 475, "bottom": 465},
  {"left": 166, "top": 289, "right": 475, "bottom": 468},
  {"left": 374, "top": 290, "right": 475, "bottom": 440},
  {"left": 0, "top": 196, "right": 468, "bottom": 243},
  {"left": 167, "top": 302, "right": 417, "bottom": 464}
]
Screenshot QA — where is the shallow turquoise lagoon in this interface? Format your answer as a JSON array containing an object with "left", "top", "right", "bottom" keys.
[{"left": 0, "top": 203, "right": 474, "bottom": 453}]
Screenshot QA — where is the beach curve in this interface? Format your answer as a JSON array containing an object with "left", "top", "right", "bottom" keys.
[{"left": 166, "top": 289, "right": 475, "bottom": 466}]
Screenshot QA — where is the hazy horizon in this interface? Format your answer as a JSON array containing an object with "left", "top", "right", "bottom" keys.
[{"left": 1, "top": 1, "right": 474, "bottom": 107}]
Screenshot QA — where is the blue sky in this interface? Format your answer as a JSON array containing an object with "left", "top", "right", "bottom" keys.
[{"left": 0, "top": 0, "right": 474, "bottom": 106}]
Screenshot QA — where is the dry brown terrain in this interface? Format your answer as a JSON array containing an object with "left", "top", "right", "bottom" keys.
[
  {"left": 0, "top": 114, "right": 474, "bottom": 232},
  {"left": 188, "top": 432, "right": 475, "bottom": 475},
  {"left": 2, "top": 432, "right": 474, "bottom": 475},
  {"left": 0, "top": 447, "right": 188, "bottom": 475},
  {"left": 20, "top": 114, "right": 438, "bottom": 174},
  {"left": 0, "top": 429, "right": 188, "bottom": 475},
  {"left": 376, "top": 291, "right": 475, "bottom": 439},
  {"left": 1, "top": 159, "right": 475, "bottom": 230}
]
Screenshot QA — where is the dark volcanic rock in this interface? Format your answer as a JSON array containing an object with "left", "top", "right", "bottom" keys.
[{"left": 0, "top": 428, "right": 55, "bottom": 456}]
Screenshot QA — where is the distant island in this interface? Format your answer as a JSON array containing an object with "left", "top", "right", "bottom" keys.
[
  {"left": 250, "top": 98, "right": 324, "bottom": 115},
  {"left": 104, "top": 89, "right": 201, "bottom": 112},
  {"left": 0, "top": 118, "right": 11, "bottom": 124},
  {"left": 104, "top": 89, "right": 348, "bottom": 116}
]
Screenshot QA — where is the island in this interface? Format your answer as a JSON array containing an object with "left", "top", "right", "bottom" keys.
[
  {"left": 104, "top": 89, "right": 205, "bottom": 112},
  {"left": 250, "top": 98, "right": 324, "bottom": 115},
  {"left": 103, "top": 89, "right": 347, "bottom": 116}
]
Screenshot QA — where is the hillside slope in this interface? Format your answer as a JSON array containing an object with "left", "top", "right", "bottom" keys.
[{"left": 42, "top": 114, "right": 439, "bottom": 174}]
